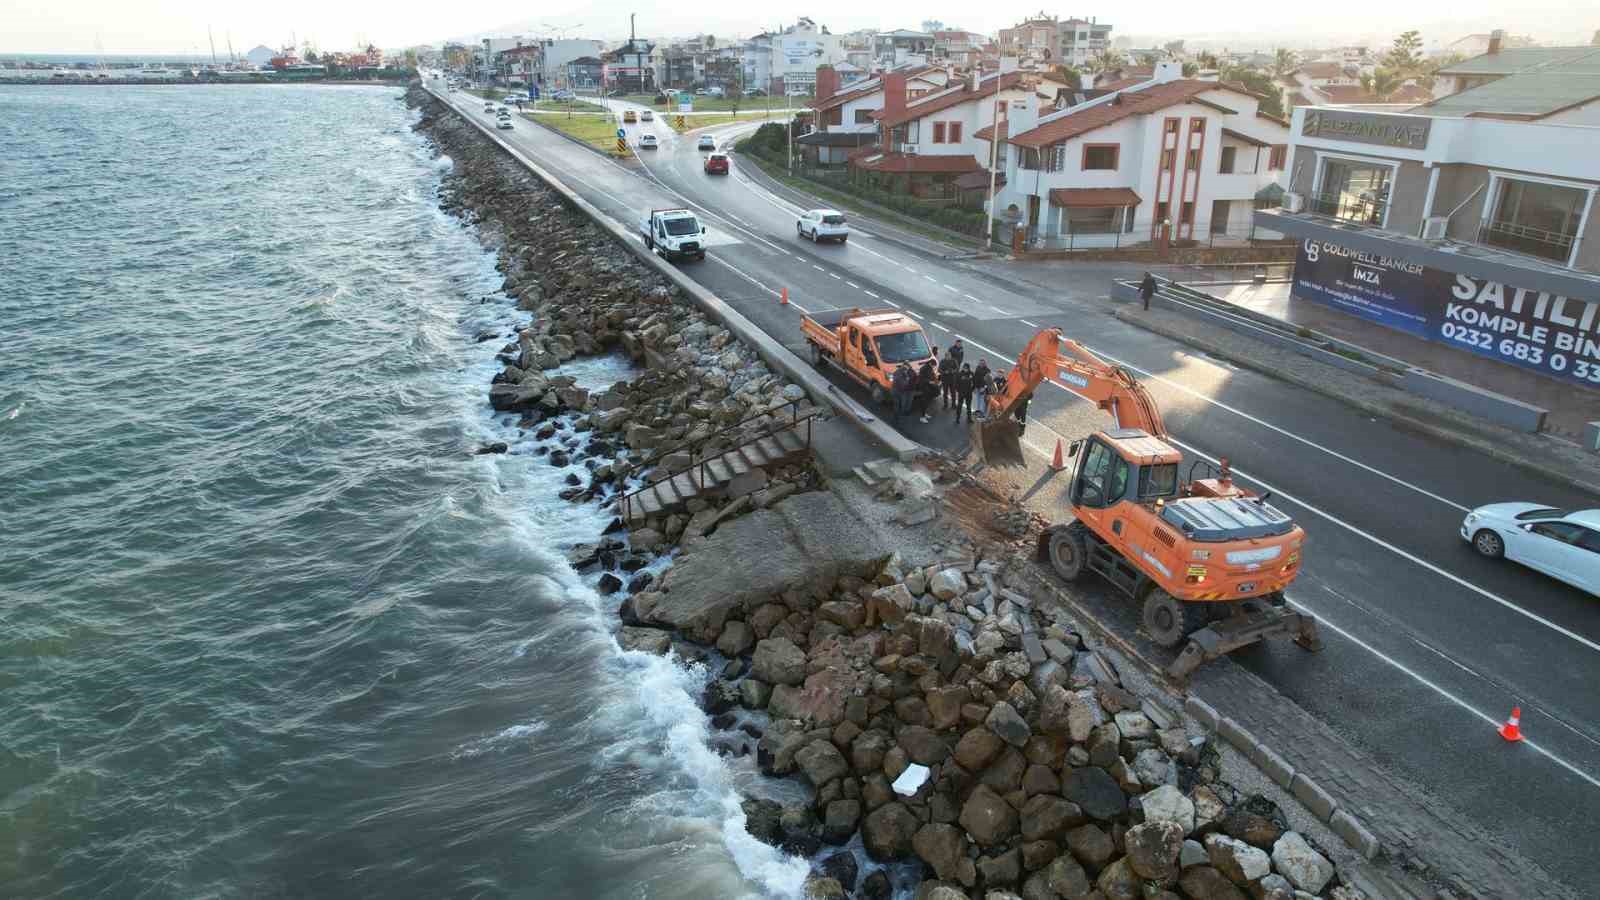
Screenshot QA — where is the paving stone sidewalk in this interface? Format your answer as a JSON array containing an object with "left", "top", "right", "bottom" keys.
[
  {"left": 1191, "top": 661, "right": 1578, "bottom": 900},
  {"left": 1112, "top": 303, "right": 1600, "bottom": 496}
]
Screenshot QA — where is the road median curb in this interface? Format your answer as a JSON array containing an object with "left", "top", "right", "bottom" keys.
[
  {"left": 1109, "top": 304, "right": 1600, "bottom": 497},
  {"left": 424, "top": 85, "right": 918, "bottom": 462}
]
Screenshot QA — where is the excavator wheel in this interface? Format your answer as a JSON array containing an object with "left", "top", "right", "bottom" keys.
[
  {"left": 1142, "top": 588, "right": 1208, "bottom": 649},
  {"left": 1043, "top": 523, "right": 1089, "bottom": 582}
]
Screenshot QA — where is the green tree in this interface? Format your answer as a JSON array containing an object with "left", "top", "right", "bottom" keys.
[
  {"left": 1198, "top": 52, "right": 1220, "bottom": 70},
  {"left": 403, "top": 49, "right": 418, "bottom": 72},
  {"left": 1058, "top": 65, "right": 1084, "bottom": 89},
  {"left": 1385, "top": 30, "right": 1424, "bottom": 73},
  {"left": 1222, "top": 65, "right": 1285, "bottom": 119},
  {"left": 1088, "top": 51, "right": 1122, "bottom": 76},
  {"left": 1137, "top": 52, "right": 1158, "bottom": 67},
  {"left": 1182, "top": 62, "right": 1199, "bottom": 78},
  {"left": 1371, "top": 68, "right": 1402, "bottom": 101},
  {"left": 305, "top": 49, "right": 319, "bottom": 63},
  {"left": 1272, "top": 47, "right": 1297, "bottom": 79}
]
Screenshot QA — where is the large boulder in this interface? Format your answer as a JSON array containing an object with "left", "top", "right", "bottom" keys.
[
  {"left": 897, "top": 726, "right": 948, "bottom": 766},
  {"left": 647, "top": 492, "right": 888, "bottom": 641},
  {"left": 1063, "top": 823, "right": 1116, "bottom": 869},
  {"left": 958, "top": 785, "right": 1019, "bottom": 846},
  {"left": 986, "top": 701, "right": 1031, "bottom": 747},
  {"left": 1093, "top": 857, "right": 1141, "bottom": 900},
  {"left": 795, "top": 739, "right": 850, "bottom": 789},
  {"left": 751, "top": 637, "right": 808, "bottom": 686},
  {"left": 1138, "top": 784, "right": 1197, "bottom": 835},
  {"left": 1061, "top": 767, "right": 1127, "bottom": 821},
  {"left": 822, "top": 799, "right": 861, "bottom": 845},
  {"left": 1270, "top": 832, "right": 1334, "bottom": 894},
  {"left": 953, "top": 727, "right": 1005, "bottom": 771},
  {"left": 1124, "top": 820, "right": 1185, "bottom": 881},
  {"left": 1132, "top": 748, "right": 1176, "bottom": 788},
  {"left": 913, "top": 823, "right": 969, "bottom": 881},
  {"left": 716, "top": 620, "right": 755, "bottom": 656},
  {"left": 617, "top": 626, "right": 672, "bottom": 655},
  {"left": 1043, "top": 854, "right": 1092, "bottom": 899},
  {"left": 925, "top": 685, "right": 970, "bottom": 731},
  {"left": 1177, "top": 866, "right": 1248, "bottom": 900},
  {"left": 861, "top": 802, "right": 919, "bottom": 860},
  {"left": 767, "top": 668, "right": 851, "bottom": 727},
  {"left": 927, "top": 568, "right": 967, "bottom": 600},
  {"left": 1019, "top": 795, "right": 1085, "bottom": 842},
  {"left": 1205, "top": 833, "right": 1271, "bottom": 886},
  {"left": 851, "top": 730, "right": 893, "bottom": 774},
  {"left": 818, "top": 850, "right": 858, "bottom": 892}
]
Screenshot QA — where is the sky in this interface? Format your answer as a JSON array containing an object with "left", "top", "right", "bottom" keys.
[{"left": 2, "top": 0, "right": 1595, "bottom": 55}]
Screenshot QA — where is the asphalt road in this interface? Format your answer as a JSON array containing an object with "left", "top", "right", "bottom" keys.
[{"left": 430, "top": 79, "right": 1600, "bottom": 891}]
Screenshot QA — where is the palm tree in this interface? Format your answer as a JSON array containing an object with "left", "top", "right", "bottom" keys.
[{"left": 1272, "top": 47, "right": 1297, "bottom": 79}]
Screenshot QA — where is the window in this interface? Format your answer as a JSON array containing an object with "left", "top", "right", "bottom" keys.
[
  {"left": 1160, "top": 149, "right": 1174, "bottom": 170},
  {"left": 1180, "top": 201, "right": 1195, "bottom": 225},
  {"left": 1483, "top": 177, "right": 1588, "bottom": 265},
  {"left": 1155, "top": 201, "right": 1169, "bottom": 225},
  {"left": 1268, "top": 145, "right": 1287, "bottom": 170},
  {"left": 875, "top": 330, "right": 932, "bottom": 364},
  {"left": 1578, "top": 528, "right": 1600, "bottom": 554},
  {"left": 1065, "top": 206, "right": 1123, "bottom": 234},
  {"left": 1077, "top": 440, "right": 1121, "bottom": 507},
  {"left": 826, "top": 108, "right": 842, "bottom": 126},
  {"left": 1191, "top": 118, "right": 1204, "bottom": 133},
  {"left": 1082, "top": 144, "right": 1118, "bottom": 170},
  {"left": 1532, "top": 522, "right": 1585, "bottom": 544},
  {"left": 1186, "top": 148, "right": 1201, "bottom": 171},
  {"left": 1316, "top": 158, "right": 1392, "bottom": 226},
  {"left": 948, "top": 122, "right": 962, "bottom": 143},
  {"left": 1164, "top": 119, "right": 1179, "bottom": 135},
  {"left": 1046, "top": 144, "right": 1067, "bottom": 172},
  {"left": 1219, "top": 146, "right": 1236, "bottom": 174},
  {"left": 1138, "top": 463, "right": 1178, "bottom": 499},
  {"left": 932, "top": 122, "right": 946, "bottom": 143},
  {"left": 1019, "top": 147, "right": 1040, "bottom": 171},
  {"left": 854, "top": 109, "right": 874, "bottom": 124}
]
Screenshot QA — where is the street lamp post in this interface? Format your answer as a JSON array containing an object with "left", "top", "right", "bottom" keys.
[{"left": 983, "top": 58, "right": 1009, "bottom": 251}]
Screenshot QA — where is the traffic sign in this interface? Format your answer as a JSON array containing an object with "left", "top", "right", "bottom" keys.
[{"left": 617, "top": 127, "right": 626, "bottom": 138}]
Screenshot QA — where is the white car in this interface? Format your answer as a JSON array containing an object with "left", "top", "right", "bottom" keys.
[
  {"left": 1462, "top": 504, "right": 1600, "bottom": 594},
  {"left": 697, "top": 135, "right": 717, "bottom": 151},
  {"left": 797, "top": 209, "right": 848, "bottom": 243},
  {"left": 641, "top": 110, "right": 654, "bottom": 121},
  {"left": 638, "top": 133, "right": 658, "bottom": 149},
  {"left": 497, "top": 118, "right": 514, "bottom": 130}
]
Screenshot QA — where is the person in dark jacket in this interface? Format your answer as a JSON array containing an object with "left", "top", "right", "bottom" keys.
[
  {"left": 891, "top": 362, "right": 914, "bottom": 423},
  {"left": 915, "top": 357, "right": 938, "bottom": 422},
  {"left": 1014, "top": 389, "right": 1032, "bottom": 436},
  {"left": 1139, "top": 272, "right": 1158, "bottom": 311},
  {"left": 953, "top": 363, "right": 975, "bottom": 424},
  {"left": 972, "top": 359, "right": 993, "bottom": 419},
  {"left": 949, "top": 338, "right": 965, "bottom": 367},
  {"left": 938, "top": 351, "right": 958, "bottom": 409}
]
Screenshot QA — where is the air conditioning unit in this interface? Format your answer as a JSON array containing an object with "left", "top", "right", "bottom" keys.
[
  {"left": 1421, "top": 216, "right": 1449, "bottom": 240},
  {"left": 1282, "top": 192, "right": 1304, "bottom": 213}
]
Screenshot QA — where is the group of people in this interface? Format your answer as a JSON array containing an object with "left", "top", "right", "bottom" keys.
[{"left": 888, "top": 338, "right": 1027, "bottom": 431}]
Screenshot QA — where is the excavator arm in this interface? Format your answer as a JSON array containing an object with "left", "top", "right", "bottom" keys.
[{"left": 975, "top": 328, "right": 1165, "bottom": 465}]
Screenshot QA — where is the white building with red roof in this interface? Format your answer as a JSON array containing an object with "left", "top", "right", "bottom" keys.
[{"left": 983, "top": 62, "right": 1291, "bottom": 248}]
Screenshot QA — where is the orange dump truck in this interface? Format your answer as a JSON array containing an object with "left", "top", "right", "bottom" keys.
[{"left": 801, "top": 307, "right": 935, "bottom": 407}]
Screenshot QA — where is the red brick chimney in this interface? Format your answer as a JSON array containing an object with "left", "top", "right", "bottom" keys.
[
  {"left": 882, "top": 71, "right": 907, "bottom": 121},
  {"left": 816, "top": 65, "right": 839, "bottom": 103}
]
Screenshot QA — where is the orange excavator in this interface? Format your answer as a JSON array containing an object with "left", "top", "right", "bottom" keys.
[{"left": 976, "top": 329, "right": 1322, "bottom": 678}]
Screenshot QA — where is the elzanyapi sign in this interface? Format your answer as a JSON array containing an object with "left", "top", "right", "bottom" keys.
[
  {"left": 1300, "top": 109, "right": 1430, "bottom": 150},
  {"left": 1293, "top": 238, "right": 1600, "bottom": 386}
]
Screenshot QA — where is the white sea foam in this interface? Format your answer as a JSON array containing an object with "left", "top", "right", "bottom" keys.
[{"left": 451, "top": 719, "right": 550, "bottom": 759}]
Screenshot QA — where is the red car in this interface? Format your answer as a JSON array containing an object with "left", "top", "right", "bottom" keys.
[{"left": 704, "top": 152, "right": 729, "bottom": 175}]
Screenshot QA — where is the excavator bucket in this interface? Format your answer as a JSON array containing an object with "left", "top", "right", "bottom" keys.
[
  {"left": 972, "top": 417, "right": 1027, "bottom": 467},
  {"left": 1166, "top": 605, "right": 1323, "bottom": 681}
]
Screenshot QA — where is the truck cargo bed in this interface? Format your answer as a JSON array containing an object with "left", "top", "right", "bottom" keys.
[{"left": 804, "top": 307, "right": 902, "bottom": 330}]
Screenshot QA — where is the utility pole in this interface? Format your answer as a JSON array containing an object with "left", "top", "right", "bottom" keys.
[{"left": 984, "top": 57, "right": 1008, "bottom": 251}]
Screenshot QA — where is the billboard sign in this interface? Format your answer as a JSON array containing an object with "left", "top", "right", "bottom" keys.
[
  {"left": 1293, "top": 238, "right": 1600, "bottom": 386},
  {"left": 1300, "top": 109, "right": 1431, "bottom": 150}
]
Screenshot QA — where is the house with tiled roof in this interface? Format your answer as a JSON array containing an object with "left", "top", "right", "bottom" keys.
[
  {"left": 847, "top": 65, "right": 1067, "bottom": 196},
  {"left": 1425, "top": 38, "right": 1600, "bottom": 125},
  {"left": 983, "top": 62, "right": 1290, "bottom": 248},
  {"left": 797, "top": 64, "right": 951, "bottom": 165}
]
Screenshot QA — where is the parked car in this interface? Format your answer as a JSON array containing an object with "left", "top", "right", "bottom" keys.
[
  {"left": 697, "top": 135, "right": 717, "bottom": 151},
  {"left": 1462, "top": 504, "right": 1600, "bottom": 595},
  {"left": 745, "top": 88, "right": 766, "bottom": 97},
  {"left": 622, "top": 109, "right": 637, "bottom": 123},
  {"left": 553, "top": 90, "right": 576, "bottom": 101},
  {"left": 797, "top": 209, "right": 849, "bottom": 243},
  {"left": 641, "top": 109, "right": 653, "bottom": 121},
  {"left": 704, "top": 153, "right": 729, "bottom": 175},
  {"left": 638, "top": 133, "right": 658, "bottom": 149}
]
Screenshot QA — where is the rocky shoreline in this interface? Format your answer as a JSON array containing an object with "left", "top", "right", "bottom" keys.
[{"left": 406, "top": 82, "right": 1367, "bottom": 900}]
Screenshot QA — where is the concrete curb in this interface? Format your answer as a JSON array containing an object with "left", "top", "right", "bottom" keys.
[
  {"left": 422, "top": 84, "right": 920, "bottom": 463},
  {"left": 1209, "top": 713, "right": 1381, "bottom": 860},
  {"left": 1109, "top": 305, "right": 1600, "bottom": 498}
]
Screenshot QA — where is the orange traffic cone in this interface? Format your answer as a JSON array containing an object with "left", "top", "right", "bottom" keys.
[
  {"left": 780, "top": 287, "right": 789, "bottom": 306},
  {"left": 1498, "top": 707, "right": 1524, "bottom": 742},
  {"left": 1050, "top": 439, "right": 1066, "bottom": 472}
]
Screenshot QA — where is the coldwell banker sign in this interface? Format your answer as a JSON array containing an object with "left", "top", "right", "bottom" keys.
[{"left": 1293, "top": 238, "right": 1600, "bottom": 386}]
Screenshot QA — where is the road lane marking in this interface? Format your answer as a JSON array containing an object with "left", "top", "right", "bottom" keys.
[
  {"left": 944, "top": 284, "right": 960, "bottom": 292},
  {"left": 829, "top": 273, "right": 842, "bottom": 280},
  {"left": 923, "top": 275, "right": 938, "bottom": 283},
  {"left": 707, "top": 255, "right": 813, "bottom": 315},
  {"left": 929, "top": 322, "right": 949, "bottom": 333},
  {"left": 812, "top": 264, "right": 826, "bottom": 271},
  {"left": 1020, "top": 320, "right": 1040, "bottom": 328},
  {"left": 846, "top": 282, "right": 860, "bottom": 289},
  {"left": 862, "top": 290, "right": 880, "bottom": 298},
  {"left": 950, "top": 330, "right": 1600, "bottom": 657}
]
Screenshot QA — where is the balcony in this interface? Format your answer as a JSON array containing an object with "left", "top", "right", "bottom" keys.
[
  {"left": 1478, "top": 219, "right": 1577, "bottom": 266},
  {"left": 1305, "top": 190, "right": 1388, "bottom": 228}
]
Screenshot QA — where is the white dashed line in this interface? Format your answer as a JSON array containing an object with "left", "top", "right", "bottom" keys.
[
  {"left": 963, "top": 293, "right": 984, "bottom": 303},
  {"left": 846, "top": 282, "right": 860, "bottom": 289},
  {"left": 1020, "top": 319, "right": 1040, "bottom": 328},
  {"left": 829, "top": 273, "right": 843, "bottom": 280},
  {"left": 943, "top": 284, "right": 960, "bottom": 293},
  {"left": 929, "top": 322, "right": 950, "bottom": 332},
  {"left": 862, "top": 290, "right": 880, "bottom": 298},
  {"left": 812, "top": 264, "right": 825, "bottom": 271},
  {"left": 923, "top": 275, "right": 938, "bottom": 283}
]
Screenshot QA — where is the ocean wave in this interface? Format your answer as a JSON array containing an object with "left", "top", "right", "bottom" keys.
[{"left": 450, "top": 719, "right": 550, "bottom": 760}]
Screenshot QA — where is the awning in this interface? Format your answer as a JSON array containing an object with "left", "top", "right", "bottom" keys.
[
  {"left": 1048, "top": 187, "right": 1141, "bottom": 208},
  {"left": 954, "top": 170, "right": 1005, "bottom": 191},
  {"left": 1220, "top": 127, "right": 1270, "bottom": 147}
]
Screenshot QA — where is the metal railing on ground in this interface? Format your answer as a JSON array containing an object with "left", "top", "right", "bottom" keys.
[
  {"left": 618, "top": 397, "right": 817, "bottom": 523},
  {"left": 1477, "top": 220, "right": 1576, "bottom": 265}
]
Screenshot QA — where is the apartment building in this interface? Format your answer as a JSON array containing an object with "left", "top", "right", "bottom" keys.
[
  {"left": 933, "top": 31, "right": 986, "bottom": 68},
  {"left": 873, "top": 30, "right": 935, "bottom": 69},
  {"left": 998, "top": 15, "right": 1058, "bottom": 64},
  {"left": 744, "top": 19, "right": 845, "bottom": 95},
  {"left": 1255, "top": 105, "right": 1600, "bottom": 388},
  {"left": 1059, "top": 17, "right": 1113, "bottom": 68},
  {"left": 985, "top": 63, "right": 1290, "bottom": 247}
]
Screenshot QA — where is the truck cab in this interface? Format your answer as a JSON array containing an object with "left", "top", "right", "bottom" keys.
[
  {"left": 801, "top": 308, "right": 934, "bottom": 404},
  {"left": 639, "top": 208, "right": 707, "bottom": 262}
]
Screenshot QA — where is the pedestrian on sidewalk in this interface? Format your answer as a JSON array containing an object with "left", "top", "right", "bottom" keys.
[
  {"left": 891, "top": 362, "right": 914, "bottom": 423},
  {"left": 915, "top": 356, "right": 938, "bottom": 423},
  {"left": 949, "top": 338, "right": 965, "bottom": 367},
  {"left": 938, "top": 350, "right": 958, "bottom": 409},
  {"left": 973, "top": 359, "right": 992, "bottom": 419},
  {"left": 953, "top": 363, "right": 974, "bottom": 424},
  {"left": 1139, "top": 271, "right": 1158, "bottom": 311}
]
